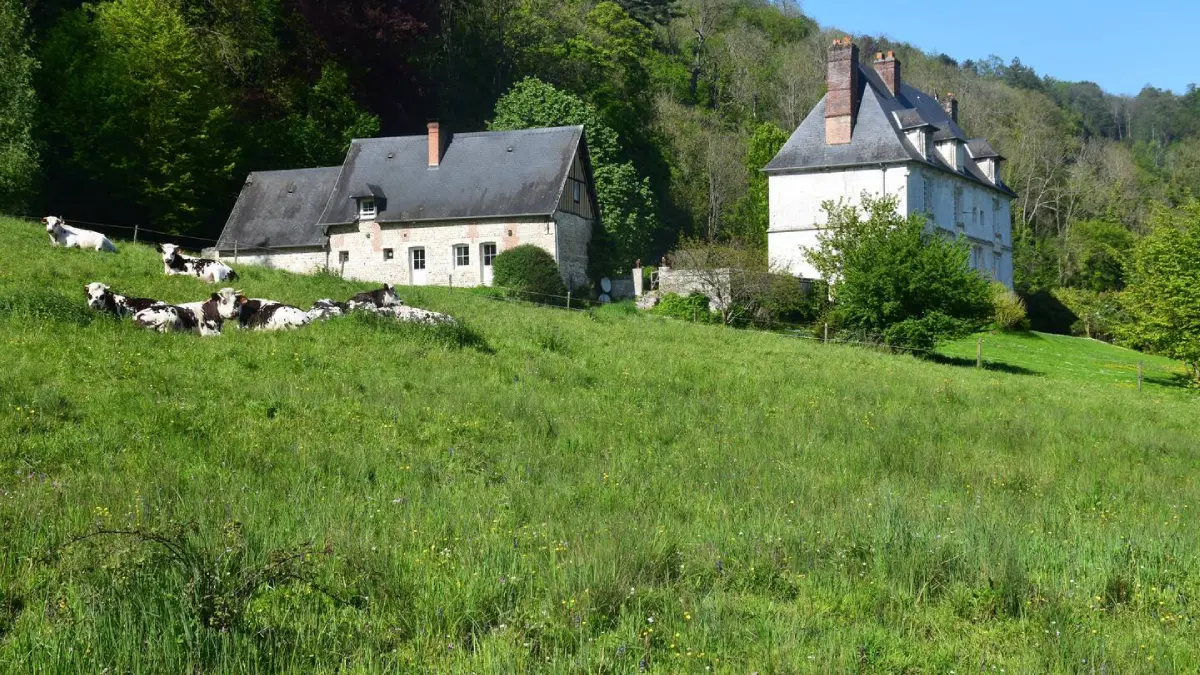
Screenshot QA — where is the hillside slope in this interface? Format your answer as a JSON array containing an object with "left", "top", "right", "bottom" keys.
[{"left": 1, "top": 216, "right": 1197, "bottom": 673}]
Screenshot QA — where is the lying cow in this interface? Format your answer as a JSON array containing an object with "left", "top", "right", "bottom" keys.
[
  {"left": 347, "top": 284, "right": 399, "bottom": 309},
  {"left": 216, "top": 289, "right": 310, "bottom": 332},
  {"left": 159, "top": 243, "right": 238, "bottom": 283},
  {"left": 133, "top": 292, "right": 232, "bottom": 336},
  {"left": 306, "top": 299, "right": 348, "bottom": 322},
  {"left": 84, "top": 282, "right": 161, "bottom": 318},
  {"left": 44, "top": 216, "right": 116, "bottom": 252},
  {"left": 370, "top": 304, "right": 456, "bottom": 326}
]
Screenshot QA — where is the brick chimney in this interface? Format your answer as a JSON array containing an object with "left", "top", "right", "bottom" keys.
[
  {"left": 825, "top": 37, "right": 860, "bottom": 145},
  {"left": 427, "top": 121, "right": 443, "bottom": 168},
  {"left": 873, "top": 50, "right": 901, "bottom": 96},
  {"left": 941, "top": 94, "right": 958, "bottom": 123}
]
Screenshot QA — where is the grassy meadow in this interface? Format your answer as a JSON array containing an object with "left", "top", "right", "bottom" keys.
[{"left": 1, "top": 215, "right": 1198, "bottom": 672}]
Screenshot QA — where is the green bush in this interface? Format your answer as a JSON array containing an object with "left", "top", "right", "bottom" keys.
[
  {"left": 990, "top": 282, "right": 1030, "bottom": 331},
  {"left": 492, "top": 245, "right": 568, "bottom": 305},
  {"left": 754, "top": 276, "right": 829, "bottom": 326},
  {"left": 882, "top": 312, "right": 975, "bottom": 352},
  {"left": 652, "top": 292, "right": 718, "bottom": 323}
]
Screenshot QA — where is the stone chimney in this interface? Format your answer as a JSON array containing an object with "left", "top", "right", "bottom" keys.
[
  {"left": 873, "top": 50, "right": 901, "bottom": 96},
  {"left": 825, "top": 37, "right": 860, "bottom": 145},
  {"left": 941, "top": 94, "right": 958, "bottom": 123},
  {"left": 427, "top": 121, "right": 444, "bottom": 168}
]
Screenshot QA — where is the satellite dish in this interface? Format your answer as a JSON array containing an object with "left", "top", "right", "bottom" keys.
[
  {"left": 598, "top": 293, "right": 611, "bottom": 303},
  {"left": 600, "top": 277, "right": 612, "bottom": 293}
]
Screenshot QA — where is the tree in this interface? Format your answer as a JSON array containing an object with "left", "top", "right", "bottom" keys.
[
  {"left": 1062, "top": 219, "right": 1134, "bottom": 291},
  {"left": 807, "top": 195, "right": 993, "bottom": 351},
  {"left": 1120, "top": 200, "right": 1200, "bottom": 382},
  {"left": 491, "top": 77, "right": 656, "bottom": 272},
  {"left": 729, "top": 120, "right": 788, "bottom": 246},
  {"left": 615, "top": 0, "right": 679, "bottom": 27},
  {"left": 0, "top": 0, "right": 37, "bottom": 211}
]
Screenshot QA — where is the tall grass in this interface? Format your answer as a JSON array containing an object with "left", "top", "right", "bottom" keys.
[{"left": 1, "top": 216, "right": 1198, "bottom": 672}]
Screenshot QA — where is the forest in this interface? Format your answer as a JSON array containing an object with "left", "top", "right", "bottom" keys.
[{"left": 3, "top": 0, "right": 1200, "bottom": 296}]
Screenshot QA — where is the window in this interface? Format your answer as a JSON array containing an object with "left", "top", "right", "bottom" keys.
[
  {"left": 482, "top": 243, "right": 497, "bottom": 266},
  {"left": 358, "top": 197, "right": 376, "bottom": 219},
  {"left": 383, "top": 248, "right": 394, "bottom": 261},
  {"left": 338, "top": 251, "right": 349, "bottom": 264},
  {"left": 953, "top": 185, "right": 964, "bottom": 230},
  {"left": 454, "top": 244, "right": 470, "bottom": 267},
  {"left": 572, "top": 182, "right": 581, "bottom": 204},
  {"left": 412, "top": 248, "right": 426, "bottom": 270}
]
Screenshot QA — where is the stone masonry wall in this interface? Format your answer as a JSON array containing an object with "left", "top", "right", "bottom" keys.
[{"left": 210, "top": 247, "right": 328, "bottom": 275}]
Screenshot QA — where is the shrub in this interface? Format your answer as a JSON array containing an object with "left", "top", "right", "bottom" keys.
[
  {"left": 651, "top": 292, "right": 718, "bottom": 323},
  {"left": 807, "top": 195, "right": 993, "bottom": 351},
  {"left": 491, "top": 245, "right": 568, "bottom": 305},
  {"left": 754, "top": 276, "right": 829, "bottom": 327},
  {"left": 990, "top": 282, "right": 1030, "bottom": 331}
]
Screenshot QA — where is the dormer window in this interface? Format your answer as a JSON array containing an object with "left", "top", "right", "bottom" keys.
[{"left": 358, "top": 197, "right": 376, "bottom": 220}]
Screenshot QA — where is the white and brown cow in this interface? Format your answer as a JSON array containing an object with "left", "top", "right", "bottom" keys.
[
  {"left": 159, "top": 243, "right": 238, "bottom": 283},
  {"left": 346, "top": 284, "right": 400, "bottom": 309},
  {"left": 84, "top": 282, "right": 161, "bottom": 318},
  {"left": 44, "top": 216, "right": 116, "bottom": 252},
  {"left": 133, "top": 292, "right": 233, "bottom": 336},
  {"left": 214, "top": 288, "right": 310, "bottom": 332}
]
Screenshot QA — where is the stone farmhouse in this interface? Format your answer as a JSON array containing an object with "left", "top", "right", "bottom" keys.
[
  {"left": 764, "top": 38, "right": 1017, "bottom": 288},
  {"left": 212, "top": 123, "right": 598, "bottom": 289}
]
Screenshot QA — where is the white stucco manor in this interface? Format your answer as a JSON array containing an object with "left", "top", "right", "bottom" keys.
[
  {"left": 212, "top": 124, "right": 598, "bottom": 290},
  {"left": 765, "top": 39, "right": 1016, "bottom": 288}
]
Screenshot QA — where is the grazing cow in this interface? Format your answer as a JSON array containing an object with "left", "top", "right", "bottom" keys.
[
  {"left": 133, "top": 292, "right": 229, "bottom": 336},
  {"left": 84, "top": 282, "right": 161, "bottom": 318},
  {"left": 306, "top": 298, "right": 348, "bottom": 322},
  {"left": 347, "top": 284, "right": 399, "bottom": 309},
  {"left": 44, "top": 216, "right": 117, "bottom": 252},
  {"left": 215, "top": 288, "right": 311, "bottom": 331},
  {"left": 159, "top": 243, "right": 238, "bottom": 283}
]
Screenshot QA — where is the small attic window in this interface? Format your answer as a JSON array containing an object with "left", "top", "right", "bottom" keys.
[{"left": 358, "top": 197, "right": 376, "bottom": 220}]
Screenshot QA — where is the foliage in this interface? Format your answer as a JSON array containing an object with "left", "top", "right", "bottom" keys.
[
  {"left": 1, "top": 216, "right": 1199, "bottom": 671},
  {"left": 650, "top": 291, "right": 717, "bottom": 323},
  {"left": 990, "top": 282, "right": 1030, "bottom": 331},
  {"left": 1062, "top": 219, "right": 1134, "bottom": 292},
  {"left": 491, "top": 77, "right": 656, "bottom": 272},
  {"left": 1120, "top": 200, "right": 1200, "bottom": 380},
  {"left": 0, "top": 0, "right": 37, "bottom": 212},
  {"left": 809, "top": 195, "right": 994, "bottom": 351},
  {"left": 491, "top": 243, "right": 568, "bottom": 305},
  {"left": 727, "top": 121, "right": 790, "bottom": 247}
]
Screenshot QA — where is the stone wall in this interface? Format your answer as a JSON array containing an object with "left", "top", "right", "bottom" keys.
[{"left": 210, "top": 247, "right": 329, "bottom": 275}]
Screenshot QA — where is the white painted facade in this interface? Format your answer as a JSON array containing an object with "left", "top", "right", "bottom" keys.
[{"left": 767, "top": 162, "right": 1014, "bottom": 288}]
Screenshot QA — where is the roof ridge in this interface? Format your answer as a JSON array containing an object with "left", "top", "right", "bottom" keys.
[{"left": 349, "top": 125, "right": 584, "bottom": 145}]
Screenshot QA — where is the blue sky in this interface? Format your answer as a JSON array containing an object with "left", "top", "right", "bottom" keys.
[{"left": 798, "top": 0, "right": 1196, "bottom": 95}]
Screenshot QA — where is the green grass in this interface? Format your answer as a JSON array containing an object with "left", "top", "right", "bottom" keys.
[
  {"left": 1, "top": 215, "right": 1198, "bottom": 673},
  {"left": 939, "top": 330, "right": 1191, "bottom": 394}
]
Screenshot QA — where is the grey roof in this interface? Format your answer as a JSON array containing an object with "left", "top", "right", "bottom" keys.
[
  {"left": 217, "top": 167, "right": 340, "bottom": 250},
  {"left": 319, "top": 125, "right": 586, "bottom": 227},
  {"left": 967, "top": 138, "right": 1004, "bottom": 160},
  {"left": 764, "top": 63, "right": 1015, "bottom": 197}
]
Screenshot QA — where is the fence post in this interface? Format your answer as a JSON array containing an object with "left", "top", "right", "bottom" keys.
[
  {"left": 566, "top": 290, "right": 571, "bottom": 310},
  {"left": 823, "top": 323, "right": 829, "bottom": 344},
  {"left": 233, "top": 240, "right": 238, "bottom": 264},
  {"left": 976, "top": 338, "right": 982, "bottom": 369},
  {"left": 133, "top": 224, "right": 139, "bottom": 243},
  {"left": 1138, "top": 361, "right": 1143, "bottom": 391}
]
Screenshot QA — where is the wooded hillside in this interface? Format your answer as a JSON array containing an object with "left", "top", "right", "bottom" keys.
[{"left": 4, "top": 0, "right": 1200, "bottom": 291}]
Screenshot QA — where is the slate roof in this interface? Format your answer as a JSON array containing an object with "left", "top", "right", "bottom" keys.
[
  {"left": 764, "top": 63, "right": 1015, "bottom": 197},
  {"left": 318, "top": 125, "right": 586, "bottom": 227},
  {"left": 217, "top": 167, "right": 340, "bottom": 251}
]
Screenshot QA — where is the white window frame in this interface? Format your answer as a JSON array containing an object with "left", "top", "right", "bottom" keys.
[
  {"left": 383, "top": 248, "right": 394, "bottom": 261},
  {"left": 411, "top": 247, "right": 426, "bottom": 270},
  {"left": 481, "top": 242, "right": 498, "bottom": 267},
  {"left": 453, "top": 244, "right": 470, "bottom": 268},
  {"left": 358, "top": 197, "right": 376, "bottom": 220}
]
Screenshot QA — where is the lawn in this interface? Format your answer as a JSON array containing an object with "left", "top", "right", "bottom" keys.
[{"left": 1, "top": 215, "right": 1197, "bottom": 673}]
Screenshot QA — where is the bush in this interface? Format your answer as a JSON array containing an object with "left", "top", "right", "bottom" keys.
[
  {"left": 492, "top": 245, "right": 568, "bottom": 305},
  {"left": 990, "top": 283, "right": 1030, "bottom": 331},
  {"left": 651, "top": 292, "right": 718, "bottom": 323},
  {"left": 809, "top": 195, "right": 993, "bottom": 351},
  {"left": 754, "top": 276, "right": 829, "bottom": 327}
]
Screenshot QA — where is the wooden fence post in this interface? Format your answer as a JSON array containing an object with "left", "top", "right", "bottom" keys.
[
  {"left": 1138, "top": 361, "right": 1143, "bottom": 391},
  {"left": 976, "top": 338, "right": 982, "bottom": 368},
  {"left": 133, "top": 224, "right": 139, "bottom": 243},
  {"left": 824, "top": 323, "right": 829, "bottom": 344},
  {"left": 233, "top": 240, "right": 238, "bottom": 264},
  {"left": 566, "top": 290, "right": 571, "bottom": 310}
]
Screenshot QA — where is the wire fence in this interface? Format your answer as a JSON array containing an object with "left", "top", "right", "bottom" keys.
[{"left": 11, "top": 213, "right": 1187, "bottom": 391}]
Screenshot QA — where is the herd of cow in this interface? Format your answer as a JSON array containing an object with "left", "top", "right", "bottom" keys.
[{"left": 44, "top": 216, "right": 453, "bottom": 336}]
